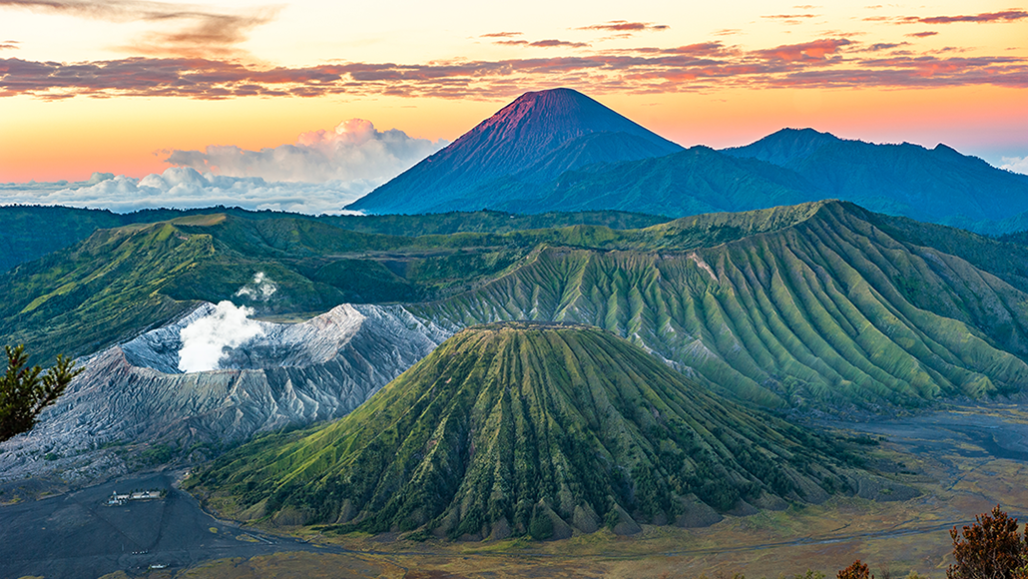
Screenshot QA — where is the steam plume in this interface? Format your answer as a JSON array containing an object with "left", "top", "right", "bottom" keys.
[{"left": 178, "top": 301, "right": 264, "bottom": 373}]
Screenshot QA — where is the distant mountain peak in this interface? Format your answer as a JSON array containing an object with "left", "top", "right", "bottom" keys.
[
  {"left": 467, "top": 87, "right": 658, "bottom": 141},
  {"left": 721, "top": 128, "right": 842, "bottom": 167},
  {"left": 345, "top": 88, "right": 682, "bottom": 214}
]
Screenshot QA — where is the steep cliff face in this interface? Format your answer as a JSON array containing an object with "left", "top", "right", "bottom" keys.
[{"left": 0, "top": 303, "right": 450, "bottom": 483}]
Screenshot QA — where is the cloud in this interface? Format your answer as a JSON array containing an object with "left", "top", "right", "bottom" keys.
[
  {"left": 0, "top": 168, "right": 377, "bottom": 214},
  {"left": 178, "top": 300, "right": 264, "bottom": 373},
  {"left": 0, "top": 118, "right": 445, "bottom": 213},
  {"left": 3, "top": 35, "right": 1028, "bottom": 101},
  {"left": 920, "top": 10, "right": 1028, "bottom": 24},
  {"left": 0, "top": 0, "right": 278, "bottom": 57},
  {"left": 754, "top": 38, "right": 852, "bottom": 61},
  {"left": 865, "top": 10, "right": 1028, "bottom": 25},
  {"left": 164, "top": 118, "right": 447, "bottom": 182},
  {"left": 480, "top": 32, "right": 521, "bottom": 38},
  {"left": 575, "top": 20, "right": 669, "bottom": 33},
  {"left": 1001, "top": 156, "right": 1028, "bottom": 175},
  {"left": 0, "top": 40, "right": 17, "bottom": 50},
  {"left": 860, "top": 42, "right": 908, "bottom": 52},
  {"left": 496, "top": 39, "right": 589, "bottom": 48},
  {"left": 762, "top": 14, "right": 819, "bottom": 20},
  {"left": 905, "top": 31, "right": 939, "bottom": 38}
]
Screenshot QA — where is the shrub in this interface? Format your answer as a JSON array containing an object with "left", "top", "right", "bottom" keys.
[
  {"left": 948, "top": 505, "right": 1026, "bottom": 579},
  {"left": 839, "top": 560, "right": 873, "bottom": 579}
]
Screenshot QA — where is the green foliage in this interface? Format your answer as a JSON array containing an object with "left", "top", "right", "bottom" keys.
[
  {"left": 528, "top": 510, "right": 553, "bottom": 540},
  {"left": 0, "top": 345, "right": 81, "bottom": 442},
  {"left": 194, "top": 324, "right": 860, "bottom": 538},
  {"left": 138, "top": 444, "right": 176, "bottom": 465}
]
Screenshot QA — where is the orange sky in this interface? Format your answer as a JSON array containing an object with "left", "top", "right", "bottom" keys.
[{"left": 1, "top": 0, "right": 1027, "bottom": 183}]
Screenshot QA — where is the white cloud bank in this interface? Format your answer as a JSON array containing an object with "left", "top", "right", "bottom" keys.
[
  {"left": 178, "top": 300, "right": 265, "bottom": 373},
  {"left": 1001, "top": 156, "right": 1028, "bottom": 175},
  {"left": 165, "top": 119, "right": 447, "bottom": 183},
  {"left": 0, "top": 119, "right": 448, "bottom": 215}
]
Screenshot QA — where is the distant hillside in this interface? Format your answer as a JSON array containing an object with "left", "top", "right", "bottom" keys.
[
  {"left": 0, "top": 205, "right": 671, "bottom": 273},
  {"left": 0, "top": 206, "right": 130, "bottom": 272},
  {"left": 345, "top": 88, "right": 683, "bottom": 214},
  {"left": 0, "top": 213, "right": 534, "bottom": 363},
  {"left": 441, "top": 146, "right": 824, "bottom": 216},
  {"left": 191, "top": 323, "right": 895, "bottom": 538},
  {"left": 723, "top": 128, "right": 1028, "bottom": 232}
]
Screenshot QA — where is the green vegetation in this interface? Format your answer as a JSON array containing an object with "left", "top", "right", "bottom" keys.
[
  {"left": 0, "top": 205, "right": 671, "bottom": 274},
  {"left": 191, "top": 323, "right": 869, "bottom": 539},
  {"left": 5, "top": 200, "right": 1028, "bottom": 414},
  {"left": 0, "top": 206, "right": 129, "bottom": 273},
  {"left": 0, "top": 204, "right": 797, "bottom": 364},
  {"left": 416, "top": 201, "right": 1028, "bottom": 411},
  {"left": 0, "top": 345, "right": 81, "bottom": 442}
]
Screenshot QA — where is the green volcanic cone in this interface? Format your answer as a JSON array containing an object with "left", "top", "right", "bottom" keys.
[{"left": 193, "top": 323, "right": 898, "bottom": 540}]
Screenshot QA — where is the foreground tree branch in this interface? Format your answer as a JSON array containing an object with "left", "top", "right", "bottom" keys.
[{"left": 0, "top": 345, "right": 81, "bottom": 443}]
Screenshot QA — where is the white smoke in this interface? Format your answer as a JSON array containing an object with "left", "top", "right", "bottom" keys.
[
  {"left": 177, "top": 301, "right": 265, "bottom": 373},
  {"left": 235, "top": 271, "right": 277, "bottom": 301}
]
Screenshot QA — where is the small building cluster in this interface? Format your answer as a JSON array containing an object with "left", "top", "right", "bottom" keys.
[{"left": 106, "top": 489, "right": 162, "bottom": 505}]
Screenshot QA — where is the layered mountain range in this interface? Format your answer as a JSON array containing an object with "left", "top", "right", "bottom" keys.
[
  {"left": 5, "top": 201, "right": 1028, "bottom": 422},
  {"left": 345, "top": 89, "right": 1028, "bottom": 235}
]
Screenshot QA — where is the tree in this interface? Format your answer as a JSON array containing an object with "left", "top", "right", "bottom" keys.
[
  {"left": 948, "top": 505, "right": 1026, "bottom": 579},
  {"left": 839, "top": 561, "right": 873, "bottom": 579},
  {"left": 0, "top": 345, "right": 81, "bottom": 443}
]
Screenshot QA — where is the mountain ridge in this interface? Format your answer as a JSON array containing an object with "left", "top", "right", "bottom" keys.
[{"left": 723, "top": 128, "right": 1028, "bottom": 229}]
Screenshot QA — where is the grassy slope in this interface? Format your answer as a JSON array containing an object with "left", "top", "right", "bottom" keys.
[
  {"left": 0, "top": 220, "right": 210, "bottom": 364},
  {"left": 0, "top": 205, "right": 671, "bottom": 274},
  {"left": 192, "top": 324, "right": 865, "bottom": 539},
  {"left": 414, "top": 201, "right": 1028, "bottom": 412}
]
